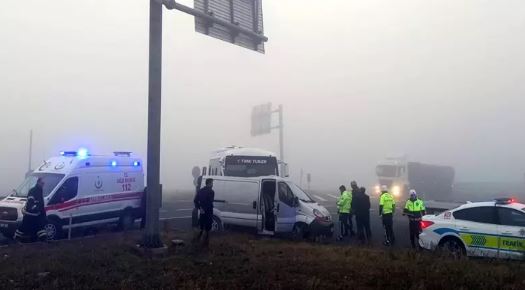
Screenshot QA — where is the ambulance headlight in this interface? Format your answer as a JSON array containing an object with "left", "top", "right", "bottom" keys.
[{"left": 392, "top": 186, "right": 401, "bottom": 197}]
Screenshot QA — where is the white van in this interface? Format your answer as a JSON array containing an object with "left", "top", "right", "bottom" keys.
[
  {"left": 198, "top": 175, "right": 333, "bottom": 238},
  {"left": 0, "top": 150, "right": 144, "bottom": 240}
]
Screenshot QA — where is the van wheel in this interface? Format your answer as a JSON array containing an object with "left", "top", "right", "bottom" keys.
[
  {"left": 292, "top": 223, "right": 307, "bottom": 240},
  {"left": 439, "top": 237, "right": 466, "bottom": 259},
  {"left": 211, "top": 216, "right": 223, "bottom": 232},
  {"left": 119, "top": 210, "right": 135, "bottom": 231},
  {"left": 45, "top": 219, "right": 63, "bottom": 241}
]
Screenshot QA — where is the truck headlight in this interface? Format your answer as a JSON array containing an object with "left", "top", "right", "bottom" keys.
[{"left": 392, "top": 186, "right": 401, "bottom": 196}]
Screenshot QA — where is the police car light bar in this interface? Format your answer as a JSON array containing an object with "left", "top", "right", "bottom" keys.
[
  {"left": 114, "top": 151, "right": 132, "bottom": 157},
  {"left": 495, "top": 198, "right": 517, "bottom": 205}
]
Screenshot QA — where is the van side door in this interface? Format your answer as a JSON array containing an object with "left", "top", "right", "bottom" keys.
[
  {"left": 221, "top": 180, "right": 260, "bottom": 228},
  {"left": 275, "top": 182, "right": 297, "bottom": 233}
]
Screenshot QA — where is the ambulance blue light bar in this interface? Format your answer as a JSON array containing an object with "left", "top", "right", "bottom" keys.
[
  {"left": 60, "top": 148, "right": 89, "bottom": 158},
  {"left": 133, "top": 161, "right": 140, "bottom": 167},
  {"left": 111, "top": 161, "right": 118, "bottom": 167}
]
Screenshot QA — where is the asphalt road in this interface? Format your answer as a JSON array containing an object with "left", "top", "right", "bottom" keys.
[{"left": 162, "top": 191, "right": 413, "bottom": 248}]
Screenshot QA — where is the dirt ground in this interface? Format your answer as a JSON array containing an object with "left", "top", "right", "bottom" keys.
[{"left": 0, "top": 230, "right": 524, "bottom": 290}]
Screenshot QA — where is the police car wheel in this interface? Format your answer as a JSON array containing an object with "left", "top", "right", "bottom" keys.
[
  {"left": 45, "top": 220, "right": 62, "bottom": 240},
  {"left": 439, "top": 238, "right": 465, "bottom": 259},
  {"left": 211, "top": 216, "right": 223, "bottom": 232}
]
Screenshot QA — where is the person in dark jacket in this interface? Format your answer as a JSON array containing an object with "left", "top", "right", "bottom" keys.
[
  {"left": 14, "top": 178, "right": 48, "bottom": 242},
  {"left": 194, "top": 178, "right": 215, "bottom": 247},
  {"left": 352, "top": 186, "right": 372, "bottom": 243}
]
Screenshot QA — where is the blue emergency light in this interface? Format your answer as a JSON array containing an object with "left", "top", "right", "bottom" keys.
[
  {"left": 111, "top": 161, "right": 117, "bottom": 167},
  {"left": 133, "top": 161, "right": 140, "bottom": 167}
]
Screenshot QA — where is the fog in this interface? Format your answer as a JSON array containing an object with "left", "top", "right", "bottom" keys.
[{"left": 1, "top": 0, "right": 525, "bottom": 193}]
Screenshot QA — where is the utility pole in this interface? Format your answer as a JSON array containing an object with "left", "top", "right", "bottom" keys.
[
  {"left": 28, "top": 129, "right": 33, "bottom": 172},
  {"left": 278, "top": 105, "right": 284, "bottom": 171},
  {"left": 142, "top": 0, "right": 268, "bottom": 249},
  {"left": 143, "top": 0, "right": 163, "bottom": 248}
]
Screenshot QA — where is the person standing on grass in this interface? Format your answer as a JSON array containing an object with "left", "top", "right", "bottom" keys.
[
  {"left": 379, "top": 185, "right": 396, "bottom": 246},
  {"left": 14, "top": 178, "right": 48, "bottom": 242},
  {"left": 352, "top": 187, "right": 372, "bottom": 243},
  {"left": 403, "top": 189, "right": 426, "bottom": 249},
  {"left": 194, "top": 178, "right": 215, "bottom": 247},
  {"left": 336, "top": 185, "right": 351, "bottom": 241}
]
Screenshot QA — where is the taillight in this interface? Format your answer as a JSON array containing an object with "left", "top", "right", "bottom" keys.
[{"left": 420, "top": 220, "right": 434, "bottom": 229}]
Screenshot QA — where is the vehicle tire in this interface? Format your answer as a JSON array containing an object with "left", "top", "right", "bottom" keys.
[
  {"left": 211, "top": 216, "right": 223, "bottom": 232},
  {"left": 439, "top": 237, "right": 466, "bottom": 259},
  {"left": 118, "top": 209, "right": 135, "bottom": 231},
  {"left": 292, "top": 223, "right": 307, "bottom": 240},
  {"left": 45, "top": 218, "right": 63, "bottom": 241}
]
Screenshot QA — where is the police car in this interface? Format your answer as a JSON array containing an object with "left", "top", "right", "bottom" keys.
[{"left": 419, "top": 198, "right": 525, "bottom": 259}]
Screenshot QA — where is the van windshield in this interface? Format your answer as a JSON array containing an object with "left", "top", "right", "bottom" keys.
[
  {"left": 287, "top": 182, "right": 314, "bottom": 203},
  {"left": 12, "top": 173, "right": 65, "bottom": 198}
]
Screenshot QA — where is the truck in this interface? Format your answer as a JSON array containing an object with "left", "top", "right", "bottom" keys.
[{"left": 375, "top": 157, "right": 455, "bottom": 203}]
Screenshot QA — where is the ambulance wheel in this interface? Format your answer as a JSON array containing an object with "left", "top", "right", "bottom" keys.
[
  {"left": 45, "top": 219, "right": 63, "bottom": 240},
  {"left": 119, "top": 209, "right": 135, "bottom": 231},
  {"left": 211, "top": 216, "right": 223, "bottom": 232},
  {"left": 439, "top": 237, "right": 466, "bottom": 259}
]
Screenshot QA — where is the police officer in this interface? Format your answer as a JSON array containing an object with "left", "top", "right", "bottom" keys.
[
  {"left": 336, "top": 185, "right": 351, "bottom": 240},
  {"left": 194, "top": 178, "right": 215, "bottom": 247},
  {"left": 403, "top": 189, "right": 426, "bottom": 249},
  {"left": 14, "top": 178, "right": 48, "bottom": 242},
  {"left": 379, "top": 185, "right": 395, "bottom": 246}
]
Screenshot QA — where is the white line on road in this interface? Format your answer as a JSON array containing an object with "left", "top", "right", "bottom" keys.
[
  {"left": 326, "top": 194, "right": 339, "bottom": 199},
  {"left": 313, "top": 195, "right": 327, "bottom": 202},
  {"left": 160, "top": 216, "right": 192, "bottom": 220}
]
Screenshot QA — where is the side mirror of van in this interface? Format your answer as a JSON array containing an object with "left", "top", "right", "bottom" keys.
[{"left": 293, "top": 196, "right": 299, "bottom": 207}]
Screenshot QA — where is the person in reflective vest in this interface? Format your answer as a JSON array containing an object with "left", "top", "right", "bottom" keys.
[
  {"left": 336, "top": 185, "right": 352, "bottom": 240},
  {"left": 379, "top": 185, "right": 396, "bottom": 246},
  {"left": 403, "top": 189, "right": 426, "bottom": 249},
  {"left": 14, "top": 178, "right": 48, "bottom": 242}
]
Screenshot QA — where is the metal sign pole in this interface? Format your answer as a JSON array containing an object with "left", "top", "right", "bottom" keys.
[
  {"left": 278, "top": 105, "right": 284, "bottom": 172},
  {"left": 144, "top": 0, "right": 163, "bottom": 248}
]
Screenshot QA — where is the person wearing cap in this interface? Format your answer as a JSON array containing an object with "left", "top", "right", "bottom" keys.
[
  {"left": 379, "top": 185, "right": 396, "bottom": 246},
  {"left": 403, "top": 189, "right": 426, "bottom": 248}
]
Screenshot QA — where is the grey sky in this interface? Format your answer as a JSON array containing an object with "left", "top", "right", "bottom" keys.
[{"left": 1, "top": 0, "right": 524, "bottom": 193}]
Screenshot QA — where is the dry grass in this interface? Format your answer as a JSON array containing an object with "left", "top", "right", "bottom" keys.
[{"left": 0, "top": 231, "right": 523, "bottom": 290}]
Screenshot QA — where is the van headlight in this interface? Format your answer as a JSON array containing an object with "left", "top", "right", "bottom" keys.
[
  {"left": 313, "top": 209, "right": 324, "bottom": 218},
  {"left": 392, "top": 186, "right": 401, "bottom": 197}
]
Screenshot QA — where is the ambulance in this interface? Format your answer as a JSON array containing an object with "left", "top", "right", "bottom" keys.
[{"left": 0, "top": 149, "right": 144, "bottom": 240}]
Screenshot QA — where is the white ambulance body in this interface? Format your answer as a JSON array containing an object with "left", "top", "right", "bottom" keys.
[{"left": 0, "top": 150, "right": 144, "bottom": 240}]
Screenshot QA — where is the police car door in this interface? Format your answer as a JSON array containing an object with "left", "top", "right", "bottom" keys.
[
  {"left": 453, "top": 206, "right": 499, "bottom": 258},
  {"left": 495, "top": 207, "right": 525, "bottom": 259}
]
